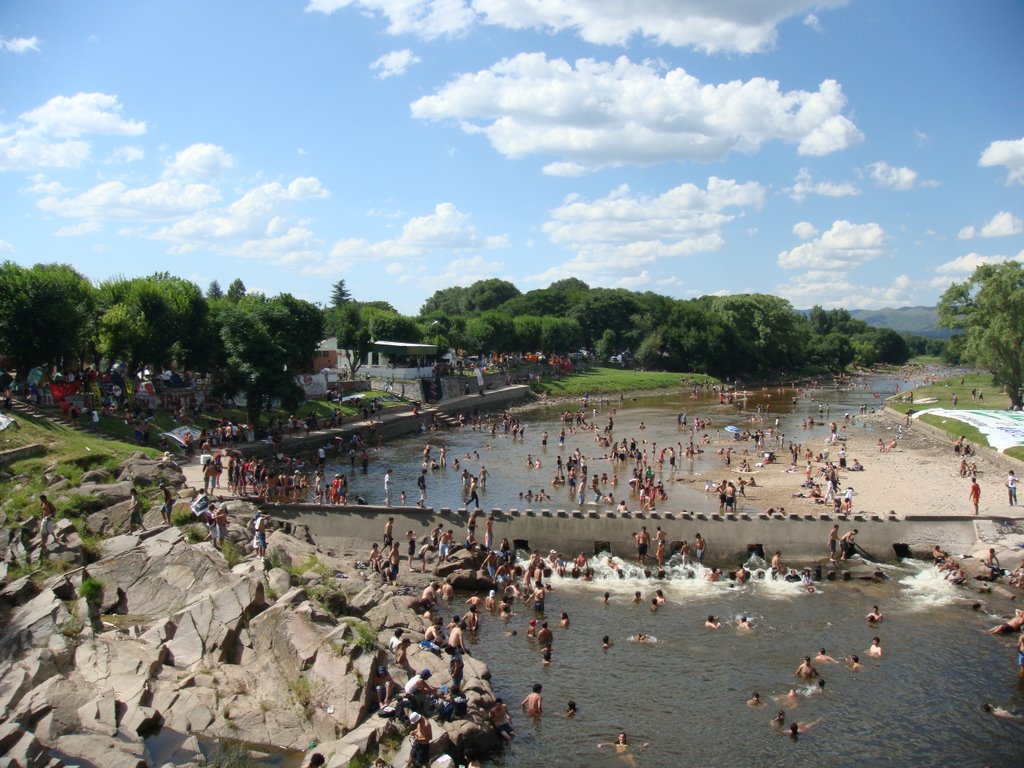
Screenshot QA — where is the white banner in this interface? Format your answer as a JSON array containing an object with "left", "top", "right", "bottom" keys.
[{"left": 914, "top": 408, "right": 1024, "bottom": 453}]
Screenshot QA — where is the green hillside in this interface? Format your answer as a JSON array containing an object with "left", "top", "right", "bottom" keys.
[{"left": 847, "top": 306, "right": 952, "bottom": 338}]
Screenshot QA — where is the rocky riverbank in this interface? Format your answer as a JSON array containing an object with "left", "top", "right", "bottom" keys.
[{"left": 0, "top": 453, "right": 502, "bottom": 768}]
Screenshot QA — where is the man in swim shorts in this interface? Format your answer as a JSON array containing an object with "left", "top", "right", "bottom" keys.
[{"left": 634, "top": 526, "right": 650, "bottom": 565}]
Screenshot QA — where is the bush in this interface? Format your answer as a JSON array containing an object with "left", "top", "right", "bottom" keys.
[
  {"left": 222, "top": 540, "right": 244, "bottom": 567},
  {"left": 183, "top": 524, "right": 207, "bottom": 544},
  {"left": 171, "top": 508, "right": 194, "bottom": 527},
  {"left": 352, "top": 620, "right": 378, "bottom": 653},
  {"left": 61, "top": 494, "right": 103, "bottom": 518},
  {"left": 79, "top": 576, "right": 104, "bottom": 607}
]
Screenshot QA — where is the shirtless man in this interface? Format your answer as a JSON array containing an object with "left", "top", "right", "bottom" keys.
[
  {"left": 986, "top": 608, "right": 1024, "bottom": 635},
  {"left": 827, "top": 524, "right": 839, "bottom": 564},
  {"left": 814, "top": 648, "right": 838, "bottom": 664},
  {"left": 634, "top": 526, "right": 651, "bottom": 565},
  {"left": 38, "top": 494, "right": 58, "bottom": 547},
  {"left": 705, "top": 615, "right": 721, "bottom": 630},
  {"left": 868, "top": 637, "right": 883, "bottom": 657},
  {"left": 490, "top": 698, "right": 515, "bottom": 743},
  {"left": 795, "top": 657, "right": 819, "bottom": 679},
  {"left": 521, "top": 683, "right": 543, "bottom": 716},
  {"left": 771, "top": 550, "right": 783, "bottom": 578},
  {"left": 536, "top": 621, "right": 553, "bottom": 649}
]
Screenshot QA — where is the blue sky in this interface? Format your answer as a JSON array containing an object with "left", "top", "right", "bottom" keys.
[{"left": 1, "top": 0, "right": 1022, "bottom": 314}]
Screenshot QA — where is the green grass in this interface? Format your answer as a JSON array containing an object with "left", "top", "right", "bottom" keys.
[
  {"left": 530, "top": 367, "right": 718, "bottom": 398},
  {"left": 908, "top": 355, "right": 944, "bottom": 365},
  {"left": 887, "top": 372, "right": 1024, "bottom": 460},
  {"left": 79, "top": 576, "right": 104, "bottom": 607}
]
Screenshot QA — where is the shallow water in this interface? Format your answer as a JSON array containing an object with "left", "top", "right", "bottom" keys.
[
  {"left": 321, "top": 374, "right": 918, "bottom": 516},
  {"left": 466, "top": 558, "right": 1024, "bottom": 767}
]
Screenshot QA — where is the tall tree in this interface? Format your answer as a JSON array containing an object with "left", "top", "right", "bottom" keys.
[
  {"left": 0, "top": 261, "right": 95, "bottom": 374},
  {"left": 938, "top": 260, "right": 1024, "bottom": 408},
  {"left": 330, "top": 278, "right": 352, "bottom": 307},
  {"left": 95, "top": 274, "right": 208, "bottom": 371},
  {"left": 226, "top": 278, "right": 247, "bottom": 303},
  {"left": 215, "top": 293, "right": 323, "bottom": 428},
  {"left": 206, "top": 280, "right": 224, "bottom": 299}
]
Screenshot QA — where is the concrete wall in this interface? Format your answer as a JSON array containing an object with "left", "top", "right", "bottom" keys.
[
  {"left": 241, "top": 385, "right": 531, "bottom": 459},
  {"left": 266, "top": 502, "right": 979, "bottom": 565},
  {"left": 0, "top": 442, "right": 46, "bottom": 466}
]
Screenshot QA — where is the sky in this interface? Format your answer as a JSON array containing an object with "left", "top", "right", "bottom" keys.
[{"left": 1, "top": 0, "right": 1022, "bottom": 315}]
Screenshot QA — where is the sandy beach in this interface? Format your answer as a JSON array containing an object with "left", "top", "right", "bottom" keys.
[{"left": 675, "top": 409, "right": 1023, "bottom": 525}]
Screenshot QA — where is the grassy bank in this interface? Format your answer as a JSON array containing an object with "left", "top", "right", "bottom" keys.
[
  {"left": 530, "top": 367, "right": 718, "bottom": 398},
  {"left": 886, "top": 372, "right": 1024, "bottom": 461}
]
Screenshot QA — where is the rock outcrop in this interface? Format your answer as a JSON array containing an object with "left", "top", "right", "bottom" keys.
[{"left": 0, "top": 521, "right": 500, "bottom": 767}]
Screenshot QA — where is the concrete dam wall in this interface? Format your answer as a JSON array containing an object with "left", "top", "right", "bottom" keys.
[{"left": 265, "top": 503, "right": 980, "bottom": 565}]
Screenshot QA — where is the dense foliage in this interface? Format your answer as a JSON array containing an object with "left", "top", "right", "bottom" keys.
[
  {"left": 1, "top": 263, "right": 940, "bottom": 409},
  {"left": 938, "top": 260, "right": 1024, "bottom": 408}
]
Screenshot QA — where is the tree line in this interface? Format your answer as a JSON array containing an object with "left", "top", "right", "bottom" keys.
[{"left": 5, "top": 262, "right": 995, "bottom": 422}]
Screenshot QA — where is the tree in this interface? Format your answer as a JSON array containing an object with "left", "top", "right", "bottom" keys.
[
  {"left": 540, "top": 316, "right": 580, "bottom": 353},
  {"left": 938, "top": 260, "right": 1024, "bottom": 408},
  {"left": 0, "top": 261, "right": 95, "bottom": 374},
  {"left": 207, "top": 280, "right": 224, "bottom": 299},
  {"left": 226, "top": 278, "right": 247, "bottom": 303},
  {"left": 513, "top": 315, "right": 543, "bottom": 352},
  {"left": 464, "top": 278, "right": 521, "bottom": 313},
  {"left": 215, "top": 293, "right": 323, "bottom": 428},
  {"left": 419, "top": 286, "right": 469, "bottom": 317},
  {"left": 95, "top": 274, "right": 208, "bottom": 371},
  {"left": 330, "top": 279, "right": 352, "bottom": 307}
]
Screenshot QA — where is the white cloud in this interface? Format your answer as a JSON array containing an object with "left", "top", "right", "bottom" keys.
[
  {"left": 785, "top": 167, "right": 859, "bottom": 203},
  {"left": 54, "top": 221, "right": 101, "bottom": 237},
  {"left": 370, "top": 49, "right": 421, "bottom": 78},
  {"left": 0, "top": 130, "right": 90, "bottom": 171},
  {"left": 163, "top": 143, "right": 236, "bottom": 180},
  {"left": 305, "top": 202, "right": 508, "bottom": 275},
  {"left": 980, "top": 211, "right": 1023, "bottom": 238},
  {"left": 307, "top": 0, "right": 845, "bottom": 52},
  {"left": 20, "top": 93, "right": 145, "bottom": 138},
  {"left": 777, "top": 220, "right": 887, "bottom": 270},
  {"left": 228, "top": 225, "right": 325, "bottom": 266},
  {"left": 151, "top": 177, "right": 329, "bottom": 242},
  {"left": 105, "top": 145, "right": 144, "bottom": 164},
  {"left": 38, "top": 179, "right": 222, "bottom": 219},
  {"left": 0, "top": 92, "right": 145, "bottom": 172},
  {"left": 542, "top": 161, "right": 586, "bottom": 177},
  {"left": 913, "top": 129, "right": 929, "bottom": 147},
  {"left": 934, "top": 251, "right": 1018, "bottom": 276},
  {"left": 776, "top": 271, "right": 913, "bottom": 310},
  {"left": 792, "top": 221, "right": 818, "bottom": 239},
  {"left": 1, "top": 35, "right": 41, "bottom": 53},
  {"left": 803, "top": 13, "right": 821, "bottom": 32},
  {"left": 525, "top": 177, "right": 763, "bottom": 287},
  {"left": 306, "top": 0, "right": 476, "bottom": 40},
  {"left": 957, "top": 211, "right": 1024, "bottom": 240},
  {"left": 0, "top": 239, "right": 13, "bottom": 253},
  {"left": 979, "top": 137, "right": 1024, "bottom": 185},
  {"left": 868, "top": 160, "right": 917, "bottom": 190},
  {"left": 411, "top": 54, "right": 862, "bottom": 170}
]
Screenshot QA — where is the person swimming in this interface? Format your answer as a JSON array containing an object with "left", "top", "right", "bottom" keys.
[
  {"left": 866, "top": 605, "right": 884, "bottom": 623},
  {"left": 748, "top": 692, "right": 762, "bottom": 707}
]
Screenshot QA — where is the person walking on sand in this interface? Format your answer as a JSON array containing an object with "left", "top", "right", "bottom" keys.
[
  {"left": 970, "top": 477, "right": 981, "bottom": 515},
  {"left": 1008, "top": 470, "right": 1018, "bottom": 506}
]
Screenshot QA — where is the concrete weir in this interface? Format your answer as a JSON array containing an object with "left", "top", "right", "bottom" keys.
[{"left": 265, "top": 502, "right": 981, "bottom": 564}]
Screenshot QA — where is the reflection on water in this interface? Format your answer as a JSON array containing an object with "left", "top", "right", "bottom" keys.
[{"left": 470, "top": 559, "right": 1024, "bottom": 767}]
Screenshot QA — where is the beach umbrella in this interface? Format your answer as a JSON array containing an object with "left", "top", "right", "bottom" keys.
[{"left": 724, "top": 425, "right": 741, "bottom": 434}]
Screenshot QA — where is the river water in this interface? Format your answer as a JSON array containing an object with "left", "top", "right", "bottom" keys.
[
  {"left": 313, "top": 369, "right": 1023, "bottom": 767},
  {"left": 466, "top": 557, "right": 1024, "bottom": 767},
  {"left": 323, "top": 372, "right": 917, "bottom": 515}
]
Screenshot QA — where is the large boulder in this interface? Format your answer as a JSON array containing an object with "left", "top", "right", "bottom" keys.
[
  {"left": 164, "top": 577, "right": 266, "bottom": 669},
  {"left": 50, "top": 733, "right": 146, "bottom": 768},
  {"left": 84, "top": 528, "right": 232, "bottom": 619},
  {"left": 64, "top": 481, "right": 135, "bottom": 508},
  {"left": 117, "top": 453, "right": 186, "bottom": 489}
]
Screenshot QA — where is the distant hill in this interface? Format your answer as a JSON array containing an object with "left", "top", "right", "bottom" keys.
[{"left": 848, "top": 306, "right": 954, "bottom": 339}]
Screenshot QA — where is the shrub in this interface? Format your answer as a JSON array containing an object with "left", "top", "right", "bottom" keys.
[
  {"left": 183, "top": 524, "right": 207, "bottom": 544},
  {"left": 352, "top": 620, "right": 378, "bottom": 653},
  {"left": 222, "top": 540, "right": 243, "bottom": 568},
  {"left": 79, "top": 576, "right": 104, "bottom": 607},
  {"left": 171, "top": 508, "right": 194, "bottom": 527}
]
